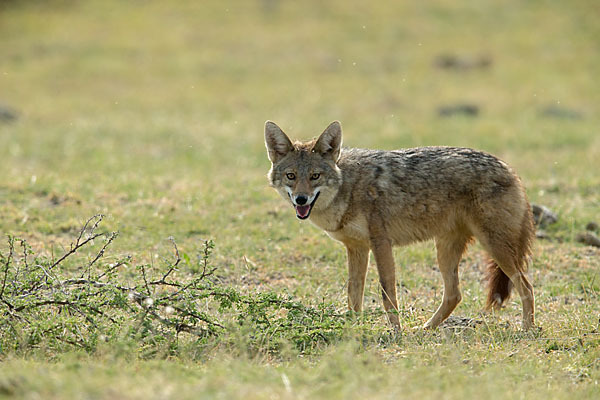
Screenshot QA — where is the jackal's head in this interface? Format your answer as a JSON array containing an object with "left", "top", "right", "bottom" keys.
[{"left": 264, "top": 121, "right": 343, "bottom": 220}]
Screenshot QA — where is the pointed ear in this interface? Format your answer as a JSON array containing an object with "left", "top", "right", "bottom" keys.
[
  {"left": 314, "top": 121, "right": 342, "bottom": 162},
  {"left": 265, "top": 121, "right": 294, "bottom": 163}
]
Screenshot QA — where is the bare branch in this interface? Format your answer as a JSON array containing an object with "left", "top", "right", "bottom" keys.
[
  {"left": 141, "top": 264, "right": 151, "bottom": 296},
  {"left": 96, "top": 258, "right": 129, "bottom": 280},
  {"left": 82, "top": 231, "right": 119, "bottom": 279},
  {"left": 20, "top": 239, "right": 30, "bottom": 269},
  {"left": 0, "top": 236, "right": 15, "bottom": 299},
  {"left": 161, "top": 236, "right": 181, "bottom": 282},
  {"left": 49, "top": 232, "right": 106, "bottom": 272}
]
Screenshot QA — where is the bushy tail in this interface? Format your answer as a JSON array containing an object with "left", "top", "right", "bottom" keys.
[
  {"left": 485, "top": 206, "right": 534, "bottom": 310},
  {"left": 485, "top": 260, "right": 512, "bottom": 309}
]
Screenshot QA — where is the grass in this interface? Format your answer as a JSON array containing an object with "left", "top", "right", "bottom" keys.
[
  {"left": 0, "top": 0, "right": 599, "bottom": 398},
  {"left": 2, "top": 341, "right": 598, "bottom": 400}
]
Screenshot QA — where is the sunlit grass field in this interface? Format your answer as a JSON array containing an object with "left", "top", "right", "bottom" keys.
[{"left": 1, "top": 0, "right": 599, "bottom": 398}]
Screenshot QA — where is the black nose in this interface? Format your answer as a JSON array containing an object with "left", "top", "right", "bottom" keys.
[{"left": 295, "top": 195, "right": 308, "bottom": 205}]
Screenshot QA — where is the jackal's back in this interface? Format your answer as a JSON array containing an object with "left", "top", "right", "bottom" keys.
[
  {"left": 340, "top": 146, "right": 516, "bottom": 201},
  {"left": 328, "top": 146, "right": 530, "bottom": 245}
]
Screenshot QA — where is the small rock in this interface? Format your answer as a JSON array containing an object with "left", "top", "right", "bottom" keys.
[
  {"left": 0, "top": 103, "right": 18, "bottom": 123},
  {"left": 539, "top": 105, "right": 583, "bottom": 120},
  {"left": 438, "top": 104, "right": 479, "bottom": 117},
  {"left": 433, "top": 54, "right": 492, "bottom": 70},
  {"left": 536, "top": 230, "right": 551, "bottom": 240},
  {"left": 585, "top": 222, "right": 599, "bottom": 232},
  {"left": 576, "top": 232, "right": 600, "bottom": 248},
  {"left": 531, "top": 204, "right": 558, "bottom": 227}
]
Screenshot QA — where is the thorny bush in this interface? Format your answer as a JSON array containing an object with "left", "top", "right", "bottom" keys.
[{"left": 0, "top": 215, "right": 385, "bottom": 358}]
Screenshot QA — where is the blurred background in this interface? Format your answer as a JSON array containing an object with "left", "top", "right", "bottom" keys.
[{"left": 0, "top": 0, "right": 598, "bottom": 266}]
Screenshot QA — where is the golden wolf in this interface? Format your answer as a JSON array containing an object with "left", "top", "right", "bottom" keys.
[{"left": 264, "top": 120, "right": 535, "bottom": 330}]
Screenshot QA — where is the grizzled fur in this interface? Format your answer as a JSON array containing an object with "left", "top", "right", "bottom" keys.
[{"left": 265, "top": 121, "right": 535, "bottom": 330}]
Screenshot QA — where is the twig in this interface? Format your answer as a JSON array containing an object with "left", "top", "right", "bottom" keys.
[
  {"left": 0, "top": 236, "right": 15, "bottom": 299},
  {"left": 150, "top": 238, "right": 181, "bottom": 286},
  {"left": 149, "top": 280, "right": 181, "bottom": 288},
  {"left": 96, "top": 258, "right": 129, "bottom": 280},
  {"left": 200, "top": 240, "right": 214, "bottom": 279},
  {"left": 69, "top": 304, "right": 99, "bottom": 328},
  {"left": 83, "top": 231, "right": 119, "bottom": 279},
  {"left": 141, "top": 264, "right": 151, "bottom": 296},
  {"left": 49, "top": 215, "right": 106, "bottom": 272},
  {"left": 50, "top": 233, "right": 105, "bottom": 272},
  {"left": 163, "top": 237, "right": 181, "bottom": 281},
  {"left": 148, "top": 308, "right": 218, "bottom": 335},
  {"left": 60, "top": 278, "right": 136, "bottom": 292},
  {"left": 84, "top": 303, "right": 118, "bottom": 324},
  {"left": 44, "top": 328, "right": 86, "bottom": 349},
  {"left": 37, "top": 263, "right": 60, "bottom": 289},
  {"left": 1, "top": 298, "right": 15, "bottom": 310},
  {"left": 20, "top": 239, "right": 30, "bottom": 269},
  {"left": 168, "top": 305, "right": 224, "bottom": 329},
  {"left": 163, "top": 280, "right": 199, "bottom": 301},
  {"left": 14, "top": 299, "right": 72, "bottom": 312}
]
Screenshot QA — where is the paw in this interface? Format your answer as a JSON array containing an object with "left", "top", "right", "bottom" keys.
[
  {"left": 422, "top": 319, "right": 438, "bottom": 330},
  {"left": 522, "top": 322, "right": 542, "bottom": 333},
  {"left": 387, "top": 313, "right": 402, "bottom": 331}
]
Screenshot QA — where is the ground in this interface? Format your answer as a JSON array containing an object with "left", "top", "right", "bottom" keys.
[{"left": 0, "top": 0, "right": 599, "bottom": 399}]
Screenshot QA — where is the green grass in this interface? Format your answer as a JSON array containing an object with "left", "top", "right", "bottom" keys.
[
  {"left": 2, "top": 340, "right": 598, "bottom": 400},
  {"left": 1, "top": 0, "right": 599, "bottom": 398}
]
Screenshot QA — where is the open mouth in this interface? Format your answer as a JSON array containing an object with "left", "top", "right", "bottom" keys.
[{"left": 295, "top": 192, "right": 320, "bottom": 220}]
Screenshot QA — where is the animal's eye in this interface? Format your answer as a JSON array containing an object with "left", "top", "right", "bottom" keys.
[
  {"left": 310, "top": 173, "right": 320, "bottom": 180},
  {"left": 286, "top": 173, "right": 296, "bottom": 180}
]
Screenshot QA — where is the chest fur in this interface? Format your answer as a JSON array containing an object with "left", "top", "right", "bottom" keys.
[{"left": 311, "top": 209, "right": 370, "bottom": 244}]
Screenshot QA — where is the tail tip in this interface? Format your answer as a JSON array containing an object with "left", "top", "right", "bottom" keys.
[
  {"left": 486, "top": 292, "right": 504, "bottom": 310},
  {"left": 485, "top": 260, "right": 513, "bottom": 310}
]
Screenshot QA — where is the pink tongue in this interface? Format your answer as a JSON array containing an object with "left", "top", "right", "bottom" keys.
[{"left": 296, "top": 205, "right": 310, "bottom": 218}]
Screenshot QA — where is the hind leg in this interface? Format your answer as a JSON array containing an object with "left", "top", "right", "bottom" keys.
[
  {"left": 424, "top": 234, "right": 470, "bottom": 329},
  {"left": 516, "top": 272, "right": 535, "bottom": 329},
  {"left": 482, "top": 239, "right": 535, "bottom": 330}
]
